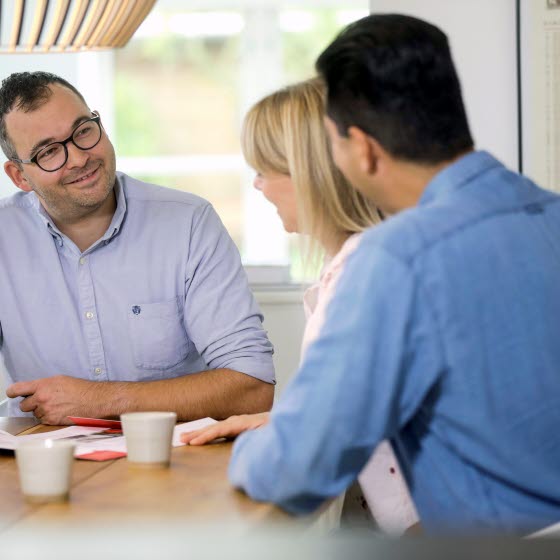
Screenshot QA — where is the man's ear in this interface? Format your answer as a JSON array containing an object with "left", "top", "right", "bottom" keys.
[
  {"left": 347, "top": 126, "right": 387, "bottom": 176},
  {"left": 348, "top": 126, "right": 377, "bottom": 175},
  {"left": 4, "top": 160, "right": 33, "bottom": 192}
]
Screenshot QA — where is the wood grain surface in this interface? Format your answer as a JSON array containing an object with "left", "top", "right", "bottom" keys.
[{"left": 0, "top": 419, "right": 296, "bottom": 533}]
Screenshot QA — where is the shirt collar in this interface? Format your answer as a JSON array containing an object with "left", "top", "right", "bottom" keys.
[
  {"left": 28, "top": 175, "right": 127, "bottom": 249},
  {"left": 419, "top": 150, "right": 503, "bottom": 206},
  {"left": 101, "top": 175, "right": 127, "bottom": 243}
]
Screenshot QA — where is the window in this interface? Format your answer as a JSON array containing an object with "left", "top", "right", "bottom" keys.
[{"left": 114, "top": 0, "right": 368, "bottom": 279}]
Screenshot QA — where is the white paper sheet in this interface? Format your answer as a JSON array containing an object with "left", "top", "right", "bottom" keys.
[{"left": 0, "top": 417, "right": 218, "bottom": 459}]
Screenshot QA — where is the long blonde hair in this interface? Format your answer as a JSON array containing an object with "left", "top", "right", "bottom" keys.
[{"left": 241, "top": 78, "right": 380, "bottom": 262}]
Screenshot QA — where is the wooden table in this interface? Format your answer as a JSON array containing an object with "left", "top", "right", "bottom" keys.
[
  {"left": 2, "top": 423, "right": 560, "bottom": 560},
  {"left": 0, "top": 418, "right": 294, "bottom": 534}
]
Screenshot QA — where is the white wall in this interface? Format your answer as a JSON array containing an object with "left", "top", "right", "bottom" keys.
[
  {"left": 369, "top": 0, "right": 518, "bottom": 170},
  {"left": 252, "top": 288, "right": 306, "bottom": 399}
]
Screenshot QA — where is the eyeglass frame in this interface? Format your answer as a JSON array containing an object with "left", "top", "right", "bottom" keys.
[{"left": 11, "top": 111, "right": 103, "bottom": 172}]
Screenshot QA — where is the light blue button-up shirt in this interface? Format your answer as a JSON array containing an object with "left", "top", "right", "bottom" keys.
[
  {"left": 229, "top": 151, "right": 560, "bottom": 534},
  {"left": 0, "top": 173, "right": 274, "bottom": 416}
]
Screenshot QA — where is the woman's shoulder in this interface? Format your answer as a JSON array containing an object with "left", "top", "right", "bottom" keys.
[
  {"left": 339, "top": 232, "right": 363, "bottom": 257},
  {"left": 322, "top": 233, "right": 364, "bottom": 284}
]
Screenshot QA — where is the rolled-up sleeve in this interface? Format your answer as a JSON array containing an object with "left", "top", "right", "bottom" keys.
[
  {"left": 228, "top": 245, "right": 444, "bottom": 513},
  {"left": 183, "top": 203, "right": 275, "bottom": 384}
]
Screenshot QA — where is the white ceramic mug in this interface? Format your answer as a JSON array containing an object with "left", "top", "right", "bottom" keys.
[
  {"left": 120, "top": 411, "right": 177, "bottom": 468},
  {"left": 15, "top": 439, "right": 76, "bottom": 504}
]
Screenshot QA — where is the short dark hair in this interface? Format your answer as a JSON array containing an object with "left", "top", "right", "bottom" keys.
[
  {"left": 316, "top": 14, "right": 474, "bottom": 164},
  {"left": 0, "top": 71, "right": 87, "bottom": 160}
]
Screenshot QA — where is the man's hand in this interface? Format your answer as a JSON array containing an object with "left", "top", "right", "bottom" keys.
[
  {"left": 6, "top": 375, "right": 99, "bottom": 425},
  {"left": 4, "top": 369, "right": 273, "bottom": 426},
  {"left": 180, "top": 412, "right": 270, "bottom": 445}
]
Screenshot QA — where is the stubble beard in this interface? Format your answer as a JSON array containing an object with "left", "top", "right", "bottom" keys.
[{"left": 29, "top": 150, "right": 117, "bottom": 222}]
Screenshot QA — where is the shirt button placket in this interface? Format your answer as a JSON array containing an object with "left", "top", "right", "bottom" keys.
[{"left": 78, "top": 255, "right": 108, "bottom": 381}]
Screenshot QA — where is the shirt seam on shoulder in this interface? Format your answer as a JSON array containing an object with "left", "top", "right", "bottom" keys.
[
  {"left": 407, "top": 196, "right": 560, "bottom": 267},
  {"left": 118, "top": 173, "right": 210, "bottom": 210},
  {"left": 0, "top": 198, "right": 33, "bottom": 212},
  {"left": 126, "top": 196, "right": 210, "bottom": 210}
]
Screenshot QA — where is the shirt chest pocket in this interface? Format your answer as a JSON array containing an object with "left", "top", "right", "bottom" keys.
[{"left": 128, "top": 297, "right": 189, "bottom": 370}]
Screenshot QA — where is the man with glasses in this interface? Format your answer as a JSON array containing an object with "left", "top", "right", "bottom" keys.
[{"left": 0, "top": 71, "right": 275, "bottom": 425}]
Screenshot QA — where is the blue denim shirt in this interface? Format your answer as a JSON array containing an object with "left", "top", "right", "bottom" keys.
[
  {"left": 0, "top": 173, "right": 274, "bottom": 416},
  {"left": 229, "top": 151, "right": 560, "bottom": 534}
]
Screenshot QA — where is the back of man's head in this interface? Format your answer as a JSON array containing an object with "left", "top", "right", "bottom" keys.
[
  {"left": 0, "top": 71, "right": 86, "bottom": 160},
  {"left": 316, "top": 14, "right": 474, "bottom": 165}
]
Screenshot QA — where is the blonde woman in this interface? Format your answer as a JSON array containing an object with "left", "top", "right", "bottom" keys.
[{"left": 181, "top": 78, "right": 418, "bottom": 534}]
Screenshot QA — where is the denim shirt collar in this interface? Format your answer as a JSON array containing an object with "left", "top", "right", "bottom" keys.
[{"left": 419, "top": 150, "right": 503, "bottom": 207}]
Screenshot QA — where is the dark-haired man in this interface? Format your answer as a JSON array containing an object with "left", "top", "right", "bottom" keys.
[
  {"left": 0, "top": 72, "right": 274, "bottom": 425},
  {"left": 228, "top": 14, "right": 560, "bottom": 533}
]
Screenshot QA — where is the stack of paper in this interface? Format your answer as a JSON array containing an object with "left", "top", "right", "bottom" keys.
[{"left": 0, "top": 417, "right": 217, "bottom": 461}]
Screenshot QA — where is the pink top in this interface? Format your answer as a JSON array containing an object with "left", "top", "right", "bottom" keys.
[{"left": 302, "top": 234, "right": 419, "bottom": 535}]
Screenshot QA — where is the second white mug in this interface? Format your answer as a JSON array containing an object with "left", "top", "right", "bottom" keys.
[{"left": 120, "top": 411, "right": 177, "bottom": 468}]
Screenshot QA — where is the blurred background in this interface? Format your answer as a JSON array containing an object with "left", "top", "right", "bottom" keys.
[
  {"left": 0, "top": 0, "right": 367, "bottom": 404},
  {"left": 115, "top": 0, "right": 367, "bottom": 281},
  {"left": 0, "top": 0, "right": 369, "bottom": 282},
  {"left": 0, "top": 0, "right": 521, "bottom": 402}
]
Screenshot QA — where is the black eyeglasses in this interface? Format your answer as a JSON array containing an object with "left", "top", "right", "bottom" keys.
[{"left": 12, "top": 111, "right": 103, "bottom": 172}]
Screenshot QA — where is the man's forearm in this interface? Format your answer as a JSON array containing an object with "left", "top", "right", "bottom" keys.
[{"left": 96, "top": 369, "right": 274, "bottom": 421}]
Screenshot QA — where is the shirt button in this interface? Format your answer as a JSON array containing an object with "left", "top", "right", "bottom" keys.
[
  {"left": 79, "top": 257, "right": 87, "bottom": 265},
  {"left": 85, "top": 311, "right": 94, "bottom": 320},
  {"left": 94, "top": 368, "right": 102, "bottom": 375}
]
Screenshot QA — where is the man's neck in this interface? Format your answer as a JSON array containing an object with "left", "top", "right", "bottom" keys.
[
  {"left": 381, "top": 149, "right": 472, "bottom": 215},
  {"left": 44, "top": 190, "right": 117, "bottom": 253}
]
